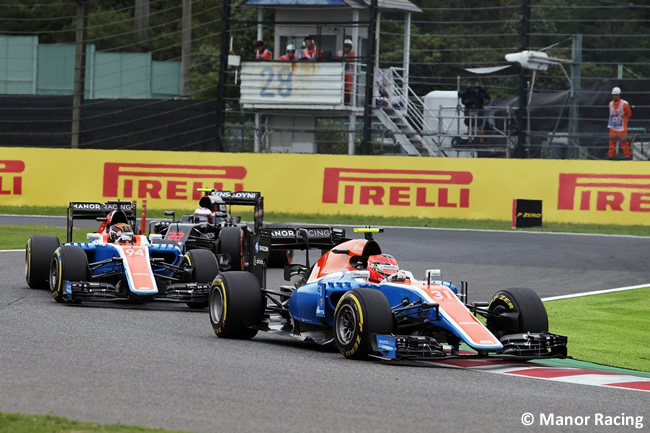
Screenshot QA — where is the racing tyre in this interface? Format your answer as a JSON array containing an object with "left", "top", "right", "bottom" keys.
[
  {"left": 219, "top": 227, "right": 245, "bottom": 271},
  {"left": 209, "top": 271, "right": 263, "bottom": 339},
  {"left": 50, "top": 245, "right": 89, "bottom": 303},
  {"left": 334, "top": 288, "right": 395, "bottom": 360},
  {"left": 25, "top": 235, "right": 60, "bottom": 289},
  {"left": 182, "top": 249, "right": 219, "bottom": 309},
  {"left": 486, "top": 287, "right": 548, "bottom": 338}
]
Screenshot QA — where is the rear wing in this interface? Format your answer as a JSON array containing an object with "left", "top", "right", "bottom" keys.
[
  {"left": 251, "top": 226, "right": 347, "bottom": 287},
  {"left": 198, "top": 189, "right": 263, "bottom": 233},
  {"left": 66, "top": 200, "right": 136, "bottom": 242},
  {"left": 265, "top": 226, "right": 347, "bottom": 250}
]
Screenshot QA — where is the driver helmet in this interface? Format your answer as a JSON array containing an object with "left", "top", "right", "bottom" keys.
[
  {"left": 367, "top": 254, "right": 400, "bottom": 281},
  {"left": 109, "top": 222, "right": 134, "bottom": 243},
  {"left": 193, "top": 207, "right": 213, "bottom": 223}
]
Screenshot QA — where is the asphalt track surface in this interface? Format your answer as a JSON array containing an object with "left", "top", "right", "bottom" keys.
[{"left": 1, "top": 218, "right": 649, "bottom": 432}]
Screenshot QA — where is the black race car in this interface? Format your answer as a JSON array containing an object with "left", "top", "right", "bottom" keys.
[{"left": 149, "top": 189, "right": 292, "bottom": 271}]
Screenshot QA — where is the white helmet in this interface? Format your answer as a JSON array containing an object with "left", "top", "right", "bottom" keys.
[
  {"left": 612, "top": 86, "right": 621, "bottom": 95},
  {"left": 286, "top": 44, "right": 296, "bottom": 52},
  {"left": 344, "top": 39, "right": 353, "bottom": 47}
]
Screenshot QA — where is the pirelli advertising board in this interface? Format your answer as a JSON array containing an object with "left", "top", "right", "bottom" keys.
[{"left": 1, "top": 147, "right": 649, "bottom": 226}]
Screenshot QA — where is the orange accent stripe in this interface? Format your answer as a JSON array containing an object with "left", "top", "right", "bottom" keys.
[{"left": 421, "top": 283, "right": 500, "bottom": 347}]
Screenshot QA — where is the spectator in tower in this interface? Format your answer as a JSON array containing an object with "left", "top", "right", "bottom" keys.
[
  {"left": 278, "top": 44, "right": 297, "bottom": 61},
  {"left": 458, "top": 78, "right": 491, "bottom": 143},
  {"left": 255, "top": 40, "right": 272, "bottom": 60},
  {"left": 301, "top": 36, "right": 323, "bottom": 61},
  {"left": 337, "top": 39, "right": 356, "bottom": 104},
  {"left": 607, "top": 86, "right": 633, "bottom": 160}
]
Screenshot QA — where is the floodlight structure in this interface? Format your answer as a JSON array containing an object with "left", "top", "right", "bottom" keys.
[{"left": 505, "top": 45, "right": 580, "bottom": 158}]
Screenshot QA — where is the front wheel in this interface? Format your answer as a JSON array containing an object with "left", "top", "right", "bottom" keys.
[
  {"left": 50, "top": 246, "right": 89, "bottom": 303},
  {"left": 209, "top": 271, "right": 263, "bottom": 339},
  {"left": 334, "top": 288, "right": 394, "bottom": 360},
  {"left": 486, "top": 287, "right": 548, "bottom": 338},
  {"left": 182, "top": 249, "right": 219, "bottom": 309}
]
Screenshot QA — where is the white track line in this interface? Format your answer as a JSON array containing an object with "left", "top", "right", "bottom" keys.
[
  {"left": 542, "top": 284, "right": 650, "bottom": 301},
  {"left": 0, "top": 213, "right": 65, "bottom": 219}
]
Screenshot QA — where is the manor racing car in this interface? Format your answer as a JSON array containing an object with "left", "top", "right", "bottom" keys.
[
  {"left": 208, "top": 227, "right": 567, "bottom": 361},
  {"left": 25, "top": 201, "right": 218, "bottom": 308}
]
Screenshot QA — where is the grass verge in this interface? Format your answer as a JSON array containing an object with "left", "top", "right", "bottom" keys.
[
  {"left": 0, "top": 411, "right": 192, "bottom": 433},
  {"left": 2, "top": 205, "right": 649, "bottom": 237},
  {"left": 0, "top": 225, "right": 88, "bottom": 250},
  {"left": 545, "top": 287, "right": 650, "bottom": 372}
]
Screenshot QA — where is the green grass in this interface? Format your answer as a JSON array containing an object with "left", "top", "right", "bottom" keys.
[
  {"left": 545, "top": 287, "right": 650, "bottom": 372},
  {"left": 0, "top": 225, "right": 88, "bottom": 250},
  {"left": 2, "top": 205, "right": 649, "bottom": 238},
  {"left": 0, "top": 411, "right": 192, "bottom": 433}
]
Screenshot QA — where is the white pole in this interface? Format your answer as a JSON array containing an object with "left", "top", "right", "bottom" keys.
[
  {"left": 375, "top": 11, "right": 381, "bottom": 71},
  {"left": 255, "top": 8, "right": 263, "bottom": 152},
  {"left": 403, "top": 13, "right": 411, "bottom": 110},
  {"left": 254, "top": 114, "right": 261, "bottom": 153},
  {"left": 527, "top": 70, "right": 536, "bottom": 148},
  {"left": 181, "top": 0, "right": 192, "bottom": 96},
  {"left": 352, "top": 9, "right": 360, "bottom": 108},
  {"left": 348, "top": 114, "right": 356, "bottom": 154}
]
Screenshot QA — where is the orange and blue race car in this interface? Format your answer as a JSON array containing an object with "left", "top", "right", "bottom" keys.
[
  {"left": 25, "top": 201, "right": 218, "bottom": 308},
  {"left": 208, "top": 227, "right": 567, "bottom": 361}
]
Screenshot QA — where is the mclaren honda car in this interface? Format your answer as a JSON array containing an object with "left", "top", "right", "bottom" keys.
[
  {"left": 149, "top": 189, "right": 292, "bottom": 270},
  {"left": 207, "top": 227, "right": 568, "bottom": 362},
  {"left": 25, "top": 200, "right": 218, "bottom": 308}
]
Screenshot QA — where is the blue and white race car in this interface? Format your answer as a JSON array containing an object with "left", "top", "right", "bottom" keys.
[
  {"left": 25, "top": 201, "right": 218, "bottom": 308},
  {"left": 208, "top": 227, "right": 567, "bottom": 361}
]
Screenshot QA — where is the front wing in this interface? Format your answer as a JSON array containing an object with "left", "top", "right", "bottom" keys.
[
  {"left": 371, "top": 331, "right": 568, "bottom": 362},
  {"left": 58, "top": 280, "right": 211, "bottom": 303}
]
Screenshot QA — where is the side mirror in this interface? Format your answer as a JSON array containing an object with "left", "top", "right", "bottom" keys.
[
  {"left": 348, "top": 270, "right": 370, "bottom": 280},
  {"left": 425, "top": 269, "right": 442, "bottom": 285},
  {"left": 87, "top": 233, "right": 102, "bottom": 242}
]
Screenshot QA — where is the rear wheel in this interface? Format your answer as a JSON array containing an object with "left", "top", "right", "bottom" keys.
[
  {"left": 486, "top": 287, "right": 548, "bottom": 338},
  {"left": 25, "top": 235, "right": 60, "bottom": 289},
  {"left": 209, "top": 271, "right": 263, "bottom": 339},
  {"left": 219, "top": 227, "right": 245, "bottom": 271},
  {"left": 50, "top": 246, "right": 89, "bottom": 303},
  {"left": 334, "top": 288, "right": 395, "bottom": 359},
  {"left": 182, "top": 249, "right": 219, "bottom": 309}
]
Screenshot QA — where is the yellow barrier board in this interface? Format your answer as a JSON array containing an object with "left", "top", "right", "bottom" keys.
[{"left": 1, "top": 147, "right": 649, "bottom": 226}]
